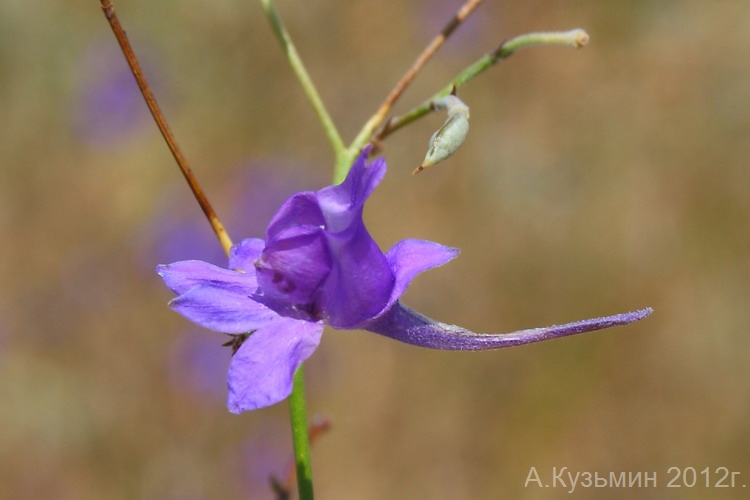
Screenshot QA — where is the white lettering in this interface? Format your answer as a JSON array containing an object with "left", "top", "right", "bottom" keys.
[
  {"left": 579, "top": 471, "right": 592, "bottom": 489},
  {"left": 594, "top": 472, "right": 609, "bottom": 487},
  {"left": 552, "top": 467, "right": 567, "bottom": 488},
  {"left": 566, "top": 471, "right": 580, "bottom": 493},
  {"left": 628, "top": 472, "right": 642, "bottom": 487},
  {"left": 610, "top": 472, "right": 625, "bottom": 487},
  {"left": 524, "top": 467, "right": 543, "bottom": 487}
]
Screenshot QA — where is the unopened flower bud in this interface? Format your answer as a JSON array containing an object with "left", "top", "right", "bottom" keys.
[{"left": 414, "top": 94, "right": 470, "bottom": 174}]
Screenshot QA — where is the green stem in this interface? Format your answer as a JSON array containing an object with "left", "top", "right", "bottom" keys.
[
  {"left": 375, "top": 29, "right": 589, "bottom": 142},
  {"left": 333, "top": 147, "right": 360, "bottom": 184},
  {"left": 288, "top": 366, "right": 314, "bottom": 500},
  {"left": 259, "top": 0, "right": 346, "bottom": 165},
  {"left": 338, "top": 0, "right": 485, "bottom": 183}
]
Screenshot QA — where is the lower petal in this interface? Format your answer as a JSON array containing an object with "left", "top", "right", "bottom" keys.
[
  {"left": 227, "top": 317, "right": 324, "bottom": 413},
  {"left": 361, "top": 302, "right": 652, "bottom": 350},
  {"left": 169, "top": 285, "right": 278, "bottom": 333}
]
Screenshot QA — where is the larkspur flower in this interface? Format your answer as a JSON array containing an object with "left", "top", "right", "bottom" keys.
[
  {"left": 157, "top": 149, "right": 652, "bottom": 413},
  {"left": 73, "top": 45, "right": 152, "bottom": 147}
]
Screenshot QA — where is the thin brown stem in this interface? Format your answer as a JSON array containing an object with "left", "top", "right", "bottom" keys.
[
  {"left": 387, "top": 0, "right": 483, "bottom": 108},
  {"left": 100, "top": 0, "right": 233, "bottom": 255},
  {"left": 349, "top": 0, "right": 484, "bottom": 154}
]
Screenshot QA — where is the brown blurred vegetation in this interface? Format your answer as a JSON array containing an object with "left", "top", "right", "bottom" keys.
[{"left": 1, "top": 1, "right": 748, "bottom": 498}]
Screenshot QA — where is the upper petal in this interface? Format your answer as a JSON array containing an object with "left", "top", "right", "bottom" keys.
[
  {"left": 227, "top": 316, "right": 324, "bottom": 413},
  {"left": 316, "top": 148, "right": 386, "bottom": 233},
  {"left": 361, "top": 302, "right": 653, "bottom": 350}
]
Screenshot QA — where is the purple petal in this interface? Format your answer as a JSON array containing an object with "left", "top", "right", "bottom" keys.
[
  {"left": 157, "top": 260, "right": 259, "bottom": 295},
  {"left": 317, "top": 222, "right": 394, "bottom": 328},
  {"left": 316, "top": 148, "right": 386, "bottom": 232},
  {"left": 229, "top": 238, "right": 265, "bottom": 272},
  {"left": 362, "top": 302, "right": 653, "bottom": 350},
  {"left": 255, "top": 225, "right": 332, "bottom": 305},
  {"left": 382, "top": 239, "right": 460, "bottom": 313},
  {"left": 312, "top": 150, "right": 394, "bottom": 327},
  {"left": 252, "top": 149, "right": 395, "bottom": 327},
  {"left": 227, "top": 316, "right": 324, "bottom": 412},
  {"left": 158, "top": 260, "right": 276, "bottom": 333},
  {"left": 265, "top": 192, "right": 326, "bottom": 241},
  {"left": 168, "top": 285, "right": 278, "bottom": 334}
]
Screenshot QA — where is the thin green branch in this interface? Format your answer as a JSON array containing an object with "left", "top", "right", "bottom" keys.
[
  {"left": 376, "top": 29, "right": 590, "bottom": 142},
  {"left": 259, "top": 0, "right": 346, "bottom": 164}
]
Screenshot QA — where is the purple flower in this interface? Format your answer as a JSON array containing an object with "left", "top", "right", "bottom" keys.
[
  {"left": 157, "top": 149, "right": 652, "bottom": 413},
  {"left": 72, "top": 45, "right": 153, "bottom": 147}
]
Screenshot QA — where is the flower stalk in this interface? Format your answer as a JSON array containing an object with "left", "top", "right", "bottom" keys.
[{"left": 288, "top": 367, "right": 314, "bottom": 500}]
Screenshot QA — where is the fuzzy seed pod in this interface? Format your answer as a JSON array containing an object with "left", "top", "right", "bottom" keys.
[{"left": 414, "top": 95, "right": 470, "bottom": 174}]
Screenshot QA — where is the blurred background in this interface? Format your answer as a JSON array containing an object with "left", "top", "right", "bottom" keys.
[{"left": 1, "top": 0, "right": 749, "bottom": 498}]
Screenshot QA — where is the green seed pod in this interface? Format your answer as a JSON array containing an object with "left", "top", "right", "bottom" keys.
[{"left": 414, "top": 95, "right": 470, "bottom": 174}]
